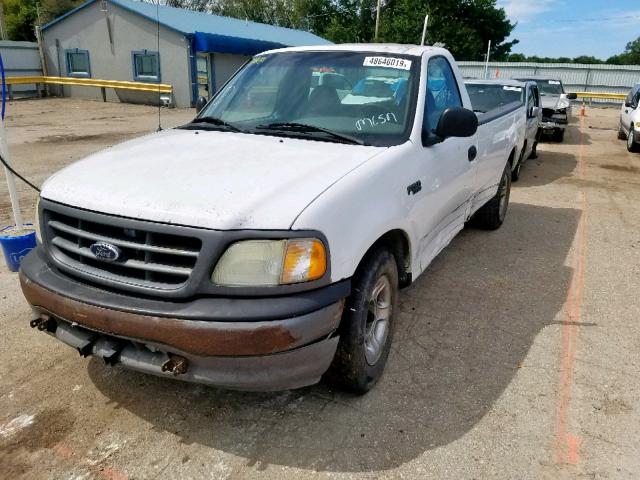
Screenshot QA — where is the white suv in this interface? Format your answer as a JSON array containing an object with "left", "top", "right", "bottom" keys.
[{"left": 619, "top": 83, "right": 640, "bottom": 153}]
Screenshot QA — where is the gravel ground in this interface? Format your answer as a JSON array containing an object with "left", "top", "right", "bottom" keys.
[{"left": 1, "top": 99, "right": 639, "bottom": 479}]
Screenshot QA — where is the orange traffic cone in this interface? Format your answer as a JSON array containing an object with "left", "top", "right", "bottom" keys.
[{"left": 579, "top": 102, "right": 586, "bottom": 117}]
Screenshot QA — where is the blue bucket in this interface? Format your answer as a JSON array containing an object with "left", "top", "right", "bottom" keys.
[{"left": 0, "top": 225, "right": 37, "bottom": 272}]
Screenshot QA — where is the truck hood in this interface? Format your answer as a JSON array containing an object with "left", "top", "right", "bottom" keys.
[
  {"left": 41, "top": 128, "right": 381, "bottom": 230},
  {"left": 540, "top": 95, "right": 570, "bottom": 110}
]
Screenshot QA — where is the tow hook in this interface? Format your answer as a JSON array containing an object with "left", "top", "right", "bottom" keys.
[
  {"left": 30, "top": 314, "right": 54, "bottom": 332},
  {"left": 161, "top": 354, "right": 189, "bottom": 376}
]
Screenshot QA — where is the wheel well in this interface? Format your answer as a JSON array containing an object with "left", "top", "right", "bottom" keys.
[{"left": 359, "top": 230, "right": 412, "bottom": 288}]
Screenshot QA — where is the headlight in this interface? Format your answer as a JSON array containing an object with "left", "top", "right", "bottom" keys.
[
  {"left": 34, "top": 196, "right": 42, "bottom": 243},
  {"left": 212, "top": 238, "right": 327, "bottom": 286}
]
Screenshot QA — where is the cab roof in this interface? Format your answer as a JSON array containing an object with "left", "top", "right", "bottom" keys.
[
  {"left": 261, "top": 43, "right": 448, "bottom": 57},
  {"left": 465, "top": 79, "right": 527, "bottom": 87},
  {"left": 512, "top": 76, "right": 562, "bottom": 82}
]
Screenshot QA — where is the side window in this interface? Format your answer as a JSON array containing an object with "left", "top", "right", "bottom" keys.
[
  {"left": 65, "top": 49, "right": 91, "bottom": 78},
  {"left": 634, "top": 90, "right": 640, "bottom": 107},
  {"left": 527, "top": 85, "right": 538, "bottom": 113},
  {"left": 424, "top": 56, "right": 462, "bottom": 134},
  {"left": 132, "top": 50, "right": 160, "bottom": 82},
  {"left": 526, "top": 87, "right": 534, "bottom": 109}
]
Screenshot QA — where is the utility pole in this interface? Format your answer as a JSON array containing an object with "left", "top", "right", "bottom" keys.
[
  {"left": 375, "top": 0, "right": 381, "bottom": 41},
  {"left": 420, "top": 14, "right": 429, "bottom": 46},
  {"left": 483, "top": 40, "right": 491, "bottom": 79},
  {"left": 0, "top": 3, "right": 7, "bottom": 41}
]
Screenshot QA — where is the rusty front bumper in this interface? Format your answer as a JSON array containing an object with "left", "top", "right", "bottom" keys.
[{"left": 20, "top": 248, "right": 346, "bottom": 391}]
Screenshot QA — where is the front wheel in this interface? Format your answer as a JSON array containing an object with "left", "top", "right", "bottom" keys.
[
  {"left": 472, "top": 162, "right": 511, "bottom": 230},
  {"left": 618, "top": 122, "right": 627, "bottom": 140},
  {"left": 326, "top": 248, "right": 399, "bottom": 394},
  {"left": 553, "top": 129, "right": 565, "bottom": 142},
  {"left": 627, "top": 125, "right": 640, "bottom": 153}
]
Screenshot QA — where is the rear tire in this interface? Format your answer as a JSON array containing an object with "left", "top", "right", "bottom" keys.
[
  {"left": 326, "top": 248, "right": 399, "bottom": 394},
  {"left": 512, "top": 148, "right": 525, "bottom": 182},
  {"left": 473, "top": 162, "right": 511, "bottom": 230},
  {"left": 528, "top": 139, "right": 538, "bottom": 159}
]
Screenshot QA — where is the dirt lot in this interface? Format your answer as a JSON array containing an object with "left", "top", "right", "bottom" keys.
[{"left": 1, "top": 98, "right": 640, "bottom": 479}]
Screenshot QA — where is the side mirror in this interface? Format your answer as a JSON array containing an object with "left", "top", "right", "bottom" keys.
[
  {"left": 432, "top": 107, "right": 478, "bottom": 140},
  {"left": 530, "top": 106, "right": 540, "bottom": 118},
  {"left": 566, "top": 92, "right": 577, "bottom": 100},
  {"left": 625, "top": 101, "right": 633, "bottom": 108},
  {"left": 195, "top": 96, "right": 208, "bottom": 114}
]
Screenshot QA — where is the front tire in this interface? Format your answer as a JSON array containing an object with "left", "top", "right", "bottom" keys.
[
  {"left": 618, "top": 122, "right": 627, "bottom": 140},
  {"left": 553, "top": 129, "right": 565, "bottom": 142},
  {"left": 627, "top": 125, "right": 640, "bottom": 153},
  {"left": 473, "top": 162, "right": 511, "bottom": 230},
  {"left": 327, "top": 248, "right": 399, "bottom": 394}
]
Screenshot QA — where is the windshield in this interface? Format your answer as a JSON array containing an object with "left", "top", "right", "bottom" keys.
[
  {"left": 465, "top": 84, "right": 524, "bottom": 113},
  {"left": 197, "top": 51, "right": 420, "bottom": 147},
  {"left": 532, "top": 80, "right": 563, "bottom": 96}
]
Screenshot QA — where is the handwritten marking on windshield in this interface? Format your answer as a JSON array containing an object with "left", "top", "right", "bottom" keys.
[{"left": 356, "top": 112, "right": 398, "bottom": 130}]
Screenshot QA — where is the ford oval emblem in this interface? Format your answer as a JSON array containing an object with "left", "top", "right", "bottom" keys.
[{"left": 89, "top": 242, "right": 122, "bottom": 262}]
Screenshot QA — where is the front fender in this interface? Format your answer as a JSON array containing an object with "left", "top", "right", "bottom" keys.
[{"left": 291, "top": 143, "right": 418, "bottom": 282}]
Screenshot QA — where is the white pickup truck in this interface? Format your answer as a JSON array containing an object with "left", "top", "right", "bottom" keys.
[
  {"left": 465, "top": 79, "right": 542, "bottom": 180},
  {"left": 22, "top": 44, "right": 520, "bottom": 393}
]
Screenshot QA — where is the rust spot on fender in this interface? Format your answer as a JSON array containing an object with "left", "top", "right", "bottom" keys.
[{"left": 20, "top": 275, "right": 316, "bottom": 356}]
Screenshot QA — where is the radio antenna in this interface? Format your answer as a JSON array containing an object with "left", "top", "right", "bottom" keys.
[{"left": 156, "top": 0, "right": 162, "bottom": 131}]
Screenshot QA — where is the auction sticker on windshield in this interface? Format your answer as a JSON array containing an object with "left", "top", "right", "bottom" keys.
[{"left": 363, "top": 56, "right": 412, "bottom": 70}]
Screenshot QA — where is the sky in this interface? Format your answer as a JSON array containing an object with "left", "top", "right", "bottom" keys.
[{"left": 497, "top": 0, "right": 640, "bottom": 59}]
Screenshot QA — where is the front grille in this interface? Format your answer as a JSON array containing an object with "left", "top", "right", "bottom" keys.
[
  {"left": 44, "top": 208, "right": 202, "bottom": 290},
  {"left": 542, "top": 108, "right": 555, "bottom": 120}
]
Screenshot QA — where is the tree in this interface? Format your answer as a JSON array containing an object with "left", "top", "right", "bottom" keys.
[
  {"left": 2, "top": 0, "right": 38, "bottom": 41},
  {"left": 206, "top": 0, "right": 518, "bottom": 59},
  {"left": 1, "top": 0, "right": 83, "bottom": 41},
  {"left": 379, "top": 0, "right": 517, "bottom": 60},
  {"left": 572, "top": 55, "right": 603, "bottom": 64},
  {"left": 39, "top": 0, "right": 84, "bottom": 24}
]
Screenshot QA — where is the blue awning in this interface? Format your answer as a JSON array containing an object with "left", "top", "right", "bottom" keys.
[{"left": 193, "top": 32, "right": 286, "bottom": 56}]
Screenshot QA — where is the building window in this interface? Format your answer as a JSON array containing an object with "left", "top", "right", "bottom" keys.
[
  {"left": 65, "top": 49, "right": 91, "bottom": 78},
  {"left": 132, "top": 50, "right": 160, "bottom": 82}
]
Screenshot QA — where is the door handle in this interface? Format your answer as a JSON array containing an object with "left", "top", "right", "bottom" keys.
[{"left": 468, "top": 146, "right": 477, "bottom": 162}]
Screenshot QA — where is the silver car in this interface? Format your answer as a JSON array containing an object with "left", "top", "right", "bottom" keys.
[
  {"left": 513, "top": 77, "right": 577, "bottom": 142},
  {"left": 619, "top": 83, "right": 640, "bottom": 153}
]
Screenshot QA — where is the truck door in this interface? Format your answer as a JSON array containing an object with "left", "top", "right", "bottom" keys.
[
  {"left": 622, "top": 87, "right": 639, "bottom": 131},
  {"left": 415, "top": 55, "right": 478, "bottom": 270},
  {"left": 525, "top": 84, "right": 540, "bottom": 154}
]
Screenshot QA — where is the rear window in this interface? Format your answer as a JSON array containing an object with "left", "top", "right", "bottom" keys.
[{"left": 465, "top": 84, "right": 523, "bottom": 113}]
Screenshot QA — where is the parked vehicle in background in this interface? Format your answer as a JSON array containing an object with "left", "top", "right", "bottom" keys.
[
  {"left": 619, "top": 83, "right": 640, "bottom": 153},
  {"left": 22, "top": 44, "right": 521, "bottom": 394},
  {"left": 465, "top": 79, "right": 542, "bottom": 180},
  {"left": 311, "top": 70, "right": 353, "bottom": 100},
  {"left": 513, "top": 76, "right": 577, "bottom": 142}
]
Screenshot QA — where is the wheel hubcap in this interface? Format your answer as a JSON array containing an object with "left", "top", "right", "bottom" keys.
[
  {"left": 629, "top": 128, "right": 634, "bottom": 148},
  {"left": 364, "top": 275, "right": 392, "bottom": 365}
]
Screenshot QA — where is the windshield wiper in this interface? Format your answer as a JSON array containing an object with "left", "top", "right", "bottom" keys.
[
  {"left": 182, "top": 116, "right": 244, "bottom": 133},
  {"left": 255, "top": 122, "right": 366, "bottom": 145}
]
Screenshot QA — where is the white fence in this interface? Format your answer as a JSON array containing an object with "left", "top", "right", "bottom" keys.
[{"left": 458, "top": 61, "right": 640, "bottom": 101}]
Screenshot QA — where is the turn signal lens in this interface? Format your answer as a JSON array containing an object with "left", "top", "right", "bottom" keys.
[
  {"left": 211, "top": 238, "right": 326, "bottom": 286},
  {"left": 281, "top": 239, "right": 326, "bottom": 284}
]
